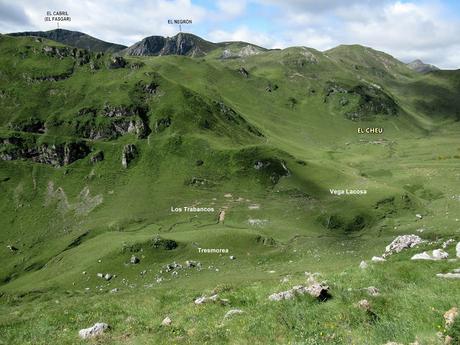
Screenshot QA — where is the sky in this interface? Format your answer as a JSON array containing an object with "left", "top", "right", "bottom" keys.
[{"left": 0, "top": 0, "right": 459, "bottom": 69}]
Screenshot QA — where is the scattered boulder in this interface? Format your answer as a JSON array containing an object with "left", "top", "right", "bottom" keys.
[
  {"left": 104, "top": 273, "right": 113, "bottom": 281},
  {"left": 269, "top": 276, "right": 330, "bottom": 302},
  {"left": 7, "top": 245, "right": 18, "bottom": 252},
  {"left": 110, "top": 288, "right": 119, "bottom": 293},
  {"left": 411, "top": 249, "right": 448, "bottom": 261},
  {"left": 371, "top": 256, "right": 386, "bottom": 262},
  {"left": 357, "top": 299, "right": 371, "bottom": 311},
  {"left": 185, "top": 260, "right": 201, "bottom": 268},
  {"left": 229, "top": 255, "right": 236, "bottom": 260},
  {"left": 237, "top": 67, "right": 249, "bottom": 78},
  {"left": 108, "top": 56, "right": 127, "bottom": 69},
  {"left": 444, "top": 307, "right": 458, "bottom": 327},
  {"left": 415, "top": 214, "right": 423, "bottom": 219},
  {"left": 224, "top": 309, "right": 244, "bottom": 319},
  {"left": 78, "top": 322, "right": 109, "bottom": 339},
  {"left": 437, "top": 272, "right": 460, "bottom": 279},
  {"left": 121, "top": 144, "right": 137, "bottom": 168},
  {"left": 457, "top": 242, "right": 460, "bottom": 258},
  {"left": 161, "top": 316, "right": 172, "bottom": 326},
  {"left": 164, "top": 262, "right": 182, "bottom": 272},
  {"left": 433, "top": 249, "right": 449, "bottom": 260},
  {"left": 366, "top": 286, "right": 380, "bottom": 296},
  {"left": 360, "top": 261, "right": 368, "bottom": 269},
  {"left": 130, "top": 255, "right": 140, "bottom": 264},
  {"left": 411, "top": 252, "right": 432, "bottom": 260},
  {"left": 194, "top": 294, "right": 229, "bottom": 305},
  {"left": 384, "top": 235, "right": 424, "bottom": 257},
  {"left": 218, "top": 210, "right": 226, "bottom": 223},
  {"left": 442, "top": 239, "right": 455, "bottom": 249}
]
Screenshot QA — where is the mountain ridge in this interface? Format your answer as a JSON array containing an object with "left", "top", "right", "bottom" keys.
[
  {"left": 6, "top": 29, "right": 446, "bottom": 71},
  {"left": 7, "top": 29, "right": 126, "bottom": 53}
]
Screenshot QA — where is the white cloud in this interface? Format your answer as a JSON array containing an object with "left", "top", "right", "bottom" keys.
[
  {"left": 209, "top": 26, "right": 275, "bottom": 47},
  {"left": 342, "top": 1, "right": 460, "bottom": 68},
  {"left": 216, "top": 0, "right": 247, "bottom": 17}
]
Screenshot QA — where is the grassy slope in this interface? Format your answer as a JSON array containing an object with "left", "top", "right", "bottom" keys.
[{"left": 0, "top": 35, "right": 459, "bottom": 344}]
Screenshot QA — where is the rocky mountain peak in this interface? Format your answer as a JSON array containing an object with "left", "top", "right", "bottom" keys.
[
  {"left": 124, "top": 32, "right": 217, "bottom": 57},
  {"left": 407, "top": 59, "right": 440, "bottom": 73}
]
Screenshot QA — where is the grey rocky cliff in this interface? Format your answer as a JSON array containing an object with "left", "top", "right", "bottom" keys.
[
  {"left": 0, "top": 135, "right": 90, "bottom": 167},
  {"left": 124, "top": 33, "right": 216, "bottom": 57}
]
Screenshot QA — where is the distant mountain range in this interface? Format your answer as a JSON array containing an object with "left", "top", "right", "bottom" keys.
[
  {"left": 7, "top": 29, "right": 441, "bottom": 71},
  {"left": 406, "top": 59, "right": 440, "bottom": 73},
  {"left": 8, "top": 29, "right": 126, "bottom": 53}
]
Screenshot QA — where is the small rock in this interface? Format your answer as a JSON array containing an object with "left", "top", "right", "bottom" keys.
[
  {"left": 218, "top": 210, "right": 226, "bottom": 223},
  {"left": 6, "top": 245, "right": 18, "bottom": 252},
  {"left": 194, "top": 294, "right": 228, "bottom": 305},
  {"left": 97, "top": 273, "right": 103, "bottom": 278},
  {"left": 104, "top": 273, "right": 113, "bottom": 281},
  {"left": 78, "top": 322, "right": 109, "bottom": 339},
  {"left": 442, "top": 239, "right": 455, "bottom": 249},
  {"left": 229, "top": 255, "right": 236, "bottom": 260},
  {"left": 237, "top": 67, "right": 249, "bottom": 77},
  {"left": 366, "top": 286, "right": 380, "bottom": 296},
  {"left": 130, "top": 255, "right": 140, "bottom": 264},
  {"left": 371, "top": 256, "right": 386, "bottom": 262},
  {"left": 224, "top": 309, "right": 244, "bottom": 318},
  {"left": 185, "top": 260, "right": 200, "bottom": 268},
  {"left": 161, "top": 316, "right": 172, "bottom": 326},
  {"left": 110, "top": 288, "right": 119, "bottom": 293},
  {"left": 456, "top": 242, "right": 460, "bottom": 258},
  {"left": 357, "top": 299, "right": 371, "bottom": 311},
  {"left": 415, "top": 214, "right": 423, "bottom": 219},
  {"left": 436, "top": 273, "right": 460, "bottom": 279},
  {"left": 444, "top": 307, "right": 458, "bottom": 327},
  {"left": 359, "top": 261, "right": 368, "bottom": 269}
]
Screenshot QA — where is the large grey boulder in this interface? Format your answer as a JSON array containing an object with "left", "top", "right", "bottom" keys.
[
  {"left": 78, "top": 322, "right": 109, "bottom": 339},
  {"left": 384, "top": 235, "right": 424, "bottom": 257},
  {"left": 269, "top": 277, "right": 330, "bottom": 302},
  {"left": 411, "top": 249, "right": 448, "bottom": 261},
  {"left": 224, "top": 309, "right": 244, "bottom": 319}
]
